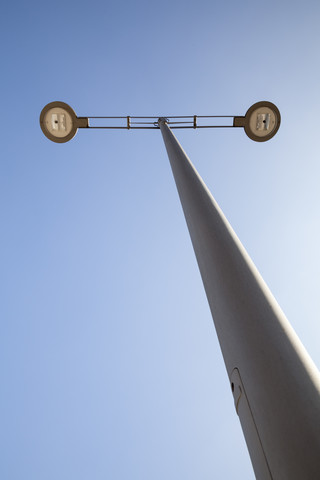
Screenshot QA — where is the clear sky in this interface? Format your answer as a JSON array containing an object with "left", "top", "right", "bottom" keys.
[{"left": 1, "top": 0, "right": 320, "bottom": 478}]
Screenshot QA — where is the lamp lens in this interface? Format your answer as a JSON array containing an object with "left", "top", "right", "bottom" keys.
[
  {"left": 249, "top": 107, "right": 277, "bottom": 138},
  {"left": 44, "top": 108, "right": 73, "bottom": 138}
]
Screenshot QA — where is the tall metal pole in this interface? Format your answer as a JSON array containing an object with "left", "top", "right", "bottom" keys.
[{"left": 159, "top": 119, "right": 320, "bottom": 479}]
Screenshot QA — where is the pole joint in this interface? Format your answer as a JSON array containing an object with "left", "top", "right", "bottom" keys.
[{"left": 157, "top": 117, "right": 169, "bottom": 128}]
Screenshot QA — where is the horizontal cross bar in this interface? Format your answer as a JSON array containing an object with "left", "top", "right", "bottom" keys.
[
  {"left": 83, "top": 115, "right": 238, "bottom": 130},
  {"left": 88, "top": 115, "right": 235, "bottom": 119},
  {"left": 87, "top": 125, "right": 236, "bottom": 130}
]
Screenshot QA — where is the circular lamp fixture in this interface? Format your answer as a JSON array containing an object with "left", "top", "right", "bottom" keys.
[
  {"left": 243, "top": 101, "right": 281, "bottom": 142},
  {"left": 40, "top": 101, "right": 79, "bottom": 143}
]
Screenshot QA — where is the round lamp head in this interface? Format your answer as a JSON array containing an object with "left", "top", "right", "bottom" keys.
[
  {"left": 243, "top": 101, "right": 281, "bottom": 142},
  {"left": 40, "top": 101, "right": 78, "bottom": 143}
]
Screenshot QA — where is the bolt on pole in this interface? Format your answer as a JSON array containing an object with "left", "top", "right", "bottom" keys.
[{"left": 158, "top": 118, "right": 320, "bottom": 480}]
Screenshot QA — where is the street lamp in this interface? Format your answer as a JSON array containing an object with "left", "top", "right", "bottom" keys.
[
  {"left": 40, "top": 101, "right": 320, "bottom": 479},
  {"left": 39, "top": 101, "right": 280, "bottom": 142},
  {"left": 234, "top": 101, "right": 281, "bottom": 142},
  {"left": 39, "top": 101, "right": 88, "bottom": 143}
]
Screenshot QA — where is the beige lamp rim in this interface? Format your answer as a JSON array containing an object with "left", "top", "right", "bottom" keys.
[
  {"left": 40, "top": 101, "right": 78, "bottom": 143},
  {"left": 243, "top": 101, "right": 281, "bottom": 142}
]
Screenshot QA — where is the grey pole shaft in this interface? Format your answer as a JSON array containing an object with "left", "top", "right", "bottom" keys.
[{"left": 159, "top": 120, "right": 320, "bottom": 480}]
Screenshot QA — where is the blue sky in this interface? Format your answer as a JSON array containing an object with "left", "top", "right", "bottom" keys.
[{"left": 1, "top": 0, "right": 320, "bottom": 478}]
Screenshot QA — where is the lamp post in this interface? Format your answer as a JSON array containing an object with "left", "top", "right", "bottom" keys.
[{"left": 40, "top": 101, "right": 320, "bottom": 479}]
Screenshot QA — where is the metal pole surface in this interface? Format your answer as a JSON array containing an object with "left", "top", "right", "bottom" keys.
[{"left": 159, "top": 119, "right": 320, "bottom": 480}]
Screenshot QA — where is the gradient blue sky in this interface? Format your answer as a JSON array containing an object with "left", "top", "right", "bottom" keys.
[{"left": 1, "top": 0, "right": 320, "bottom": 478}]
